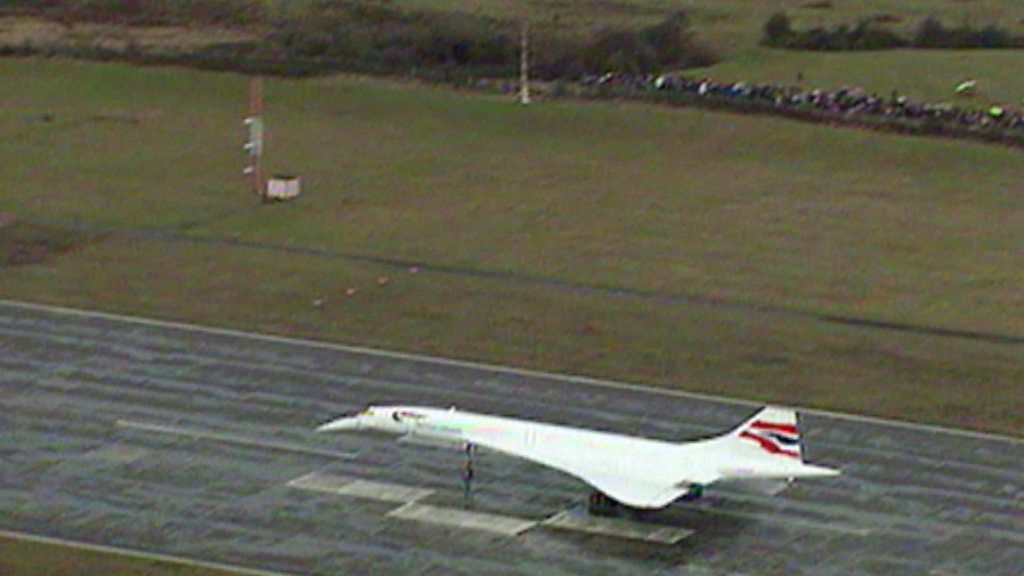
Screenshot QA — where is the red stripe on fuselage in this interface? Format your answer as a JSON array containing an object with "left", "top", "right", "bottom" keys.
[
  {"left": 749, "top": 421, "right": 799, "bottom": 435},
  {"left": 739, "top": 431, "right": 800, "bottom": 458}
]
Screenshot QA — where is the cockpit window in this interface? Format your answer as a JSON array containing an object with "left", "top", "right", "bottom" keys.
[{"left": 392, "top": 410, "right": 425, "bottom": 423}]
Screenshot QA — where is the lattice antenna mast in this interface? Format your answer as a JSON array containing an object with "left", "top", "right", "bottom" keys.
[
  {"left": 519, "top": 19, "right": 531, "bottom": 105},
  {"left": 243, "top": 77, "right": 265, "bottom": 199}
]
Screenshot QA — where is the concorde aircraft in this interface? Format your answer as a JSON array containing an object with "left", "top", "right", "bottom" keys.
[{"left": 316, "top": 405, "right": 839, "bottom": 512}]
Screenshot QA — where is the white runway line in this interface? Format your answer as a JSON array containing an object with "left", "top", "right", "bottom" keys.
[
  {"left": 387, "top": 502, "right": 537, "bottom": 536},
  {"left": 288, "top": 472, "right": 435, "bottom": 504},
  {"left": 0, "top": 529, "right": 297, "bottom": 576},
  {"left": 115, "top": 420, "right": 357, "bottom": 460},
  {"left": 541, "top": 510, "right": 693, "bottom": 544},
  {"left": 3, "top": 298, "right": 1022, "bottom": 445}
]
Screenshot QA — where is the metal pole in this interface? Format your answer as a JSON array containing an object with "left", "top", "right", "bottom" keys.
[
  {"left": 462, "top": 443, "right": 475, "bottom": 504},
  {"left": 245, "top": 77, "right": 265, "bottom": 199},
  {"left": 519, "top": 20, "right": 531, "bottom": 105}
]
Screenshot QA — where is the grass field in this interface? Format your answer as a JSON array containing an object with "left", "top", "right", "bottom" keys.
[
  {"left": 6, "top": 2, "right": 1024, "bottom": 109},
  {"left": 0, "top": 533, "right": 243, "bottom": 576},
  {"left": 401, "top": 0, "right": 1024, "bottom": 106},
  {"left": 695, "top": 48, "right": 1024, "bottom": 106},
  {"left": 14, "top": 0, "right": 1024, "bottom": 45},
  {"left": 1, "top": 57, "right": 1021, "bottom": 437},
  {"left": 394, "top": 0, "right": 1024, "bottom": 51}
]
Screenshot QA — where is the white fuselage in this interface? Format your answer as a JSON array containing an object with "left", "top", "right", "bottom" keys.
[{"left": 319, "top": 404, "right": 839, "bottom": 509}]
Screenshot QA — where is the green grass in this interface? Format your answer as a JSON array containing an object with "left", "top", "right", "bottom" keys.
[
  {"left": 695, "top": 48, "right": 1024, "bottom": 106},
  {"left": 393, "top": 0, "right": 1024, "bottom": 105},
  {"left": 0, "top": 534, "right": 240, "bottom": 576},
  {"left": 1, "top": 58, "right": 1022, "bottom": 436},
  {"left": 5, "top": 232, "right": 1022, "bottom": 432},
  {"left": 388, "top": 0, "right": 1024, "bottom": 51},
  {"left": 275, "top": 0, "right": 1024, "bottom": 71},
  {"left": 0, "top": 221, "right": 94, "bottom": 266}
]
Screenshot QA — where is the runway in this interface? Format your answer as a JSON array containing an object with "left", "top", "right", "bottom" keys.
[{"left": 0, "top": 301, "right": 1021, "bottom": 576}]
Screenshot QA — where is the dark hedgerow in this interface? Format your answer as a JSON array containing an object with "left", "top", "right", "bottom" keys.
[
  {"left": 763, "top": 15, "right": 906, "bottom": 50},
  {"left": 1, "top": 1, "right": 717, "bottom": 80},
  {"left": 764, "top": 12, "right": 793, "bottom": 45},
  {"left": 765, "top": 12, "right": 1024, "bottom": 50},
  {"left": 550, "top": 11, "right": 716, "bottom": 78},
  {"left": 913, "top": 16, "right": 1024, "bottom": 48},
  {"left": 259, "top": 5, "right": 715, "bottom": 80},
  {"left": 263, "top": 1, "right": 519, "bottom": 77}
]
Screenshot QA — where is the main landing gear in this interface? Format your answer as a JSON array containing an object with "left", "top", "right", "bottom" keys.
[
  {"left": 587, "top": 490, "right": 622, "bottom": 516},
  {"left": 461, "top": 442, "right": 475, "bottom": 504},
  {"left": 679, "top": 484, "right": 704, "bottom": 502}
]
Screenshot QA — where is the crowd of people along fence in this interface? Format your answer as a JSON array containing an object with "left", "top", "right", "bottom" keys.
[{"left": 574, "top": 72, "right": 1024, "bottom": 146}]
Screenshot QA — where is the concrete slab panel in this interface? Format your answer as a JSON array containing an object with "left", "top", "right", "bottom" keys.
[
  {"left": 288, "top": 472, "right": 434, "bottom": 504},
  {"left": 541, "top": 510, "right": 694, "bottom": 544},
  {"left": 387, "top": 502, "right": 537, "bottom": 536}
]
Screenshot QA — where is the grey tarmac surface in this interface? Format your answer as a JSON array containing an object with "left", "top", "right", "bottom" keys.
[{"left": 0, "top": 301, "right": 1021, "bottom": 576}]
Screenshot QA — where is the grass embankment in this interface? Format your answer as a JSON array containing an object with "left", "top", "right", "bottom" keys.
[
  {"left": 5, "top": 3, "right": 1024, "bottom": 107},
  {"left": 696, "top": 49, "right": 1024, "bottom": 106},
  {"left": 0, "top": 534, "right": 242, "bottom": 576},
  {"left": 0, "top": 15, "right": 255, "bottom": 50},
  {"left": 12, "top": 0, "right": 1023, "bottom": 49},
  {"left": 0, "top": 58, "right": 1021, "bottom": 435},
  {"left": 398, "top": 0, "right": 1024, "bottom": 51}
]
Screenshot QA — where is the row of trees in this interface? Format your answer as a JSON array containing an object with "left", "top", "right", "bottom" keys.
[
  {"left": 2, "top": 0, "right": 715, "bottom": 79},
  {"left": 764, "top": 12, "right": 1024, "bottom": 50},
  {"left": 209, "top": 5, "right": 715, "bottom": 79}
]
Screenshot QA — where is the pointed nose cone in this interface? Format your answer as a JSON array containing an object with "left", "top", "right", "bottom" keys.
[{"left": 316, "top": 416, "right": 362, "bottom": 433}]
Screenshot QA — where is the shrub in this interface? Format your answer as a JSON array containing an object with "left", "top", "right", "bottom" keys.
[
  {"left": 577, "top": 11, "right": 715, "bottom": 75},
  {"left": 914, "top": 16, "right": 945, "bottom": 47},
  {"left": 913, "top": 17, "right": 1024, "bottom": 48},
  {"left": 768, "top": 13, "right": 1022, "bottom": 50},
  {"left": 764, "top": 11, "right": 793, "bottom": 45},
  {"left": 5, "top": 1, "right": 717, "bottom": 80},
  {"left": 261, "top": 6, "right": 714, "bottom": 80},
  {"left": 846, "top": 20, "right": 906, "bottom": 49}
]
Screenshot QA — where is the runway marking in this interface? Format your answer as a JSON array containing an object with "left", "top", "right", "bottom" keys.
[
  {"left": 288, "top": 472, "right": 434, "bottom": 504},
  {"left": 541, "top": 510, "right": 693, "bottom": 544},
  {"left": 115, "top": 420, "right": 357, "bottom": 460},
  {"left": 387, "top": 502, "right": 537, "bottom": 536},
  {"left": 0, "top": 529, "right": 296, "bottom": 576},
  {"left": 3, "top": 299, "right": 1021, "bottom": 445}
]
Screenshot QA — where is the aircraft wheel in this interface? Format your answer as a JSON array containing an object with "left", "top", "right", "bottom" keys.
[
  {"left": 587, "top": 491, "right": 619, "bottom": 516},
  {"left": 678, "top": 484, "right": 705, "bottom": 502}
]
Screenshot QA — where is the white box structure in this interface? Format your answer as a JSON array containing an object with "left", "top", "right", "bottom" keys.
[{"left": 267, "top": 175, "right": 301, "bottom": 201}]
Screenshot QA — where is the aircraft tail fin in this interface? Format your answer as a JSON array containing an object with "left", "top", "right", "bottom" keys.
[
  {"left": 689, "top": 406, "right": 839, "bottom": 491},
  {"left": 728, "top": 406, "right": 803, "bottom": 460}
]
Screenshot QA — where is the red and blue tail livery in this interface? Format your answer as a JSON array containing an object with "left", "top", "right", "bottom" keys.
[{"left": 734, "top": 408, "right": 803, "bottom": 459}]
